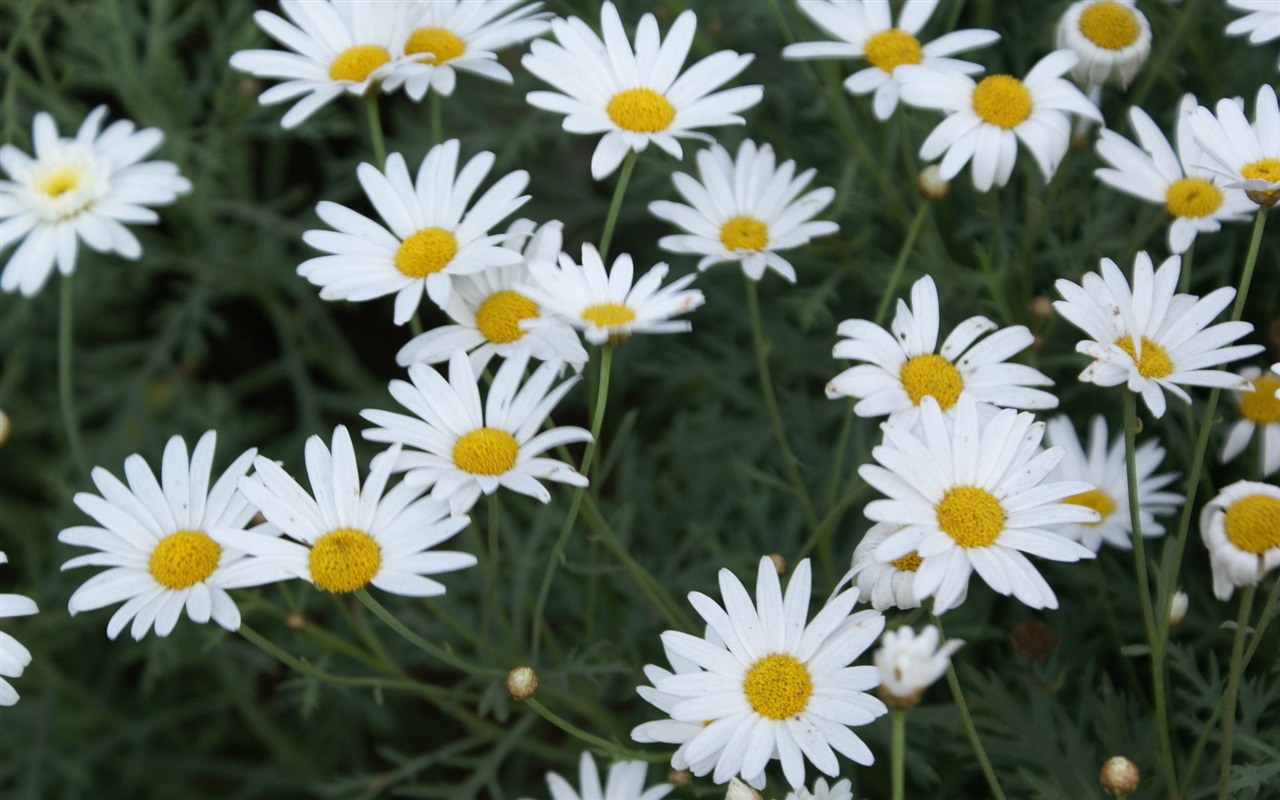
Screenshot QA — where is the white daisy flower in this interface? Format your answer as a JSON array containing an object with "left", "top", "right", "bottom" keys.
[
  {"left": 784, "top": 777, "right": 854, "bottom": 800},
  {"left": 1055, "top": 0, "right": 1151, "bottom": 89},
  {"left": 522, "top": 1, "right": 763, "bottom": 180},
  {"left": 1225, "top": 0, "right": 1280, "bottom": 71},
  {"left": 519, "top": 243, "right": 704, "bottom": 346},
  {"left": 859, "top": 396, "right": 1099, "bottom": 614},
  {"left": 211, "top": 426, "right": 476, "bottom": 596},
  {"left": 361, "top": 350, "right": 590, "bottom": 516},
  {"left": 298, "top": 141, "right": 529, "bottom": 324},
  {"left": 840, "top": 522, "right": 929, "bottom": 611},
  {"left": 0, "top": 106, "right": 191, "bottom": 297},
  {"left": 648, "top": 140, "right": 839, "bottom": 283},
  {"left": 0, "top": 552, "right": 38, "bottom": 707},
  {"left": 781, "top": 0, "right": 999, "bottom": 121},
  {"left": 874, "top": 624, "right": 962, "bottom": 708},
  {"left": 518, "top": 751, "right": 672, "bottom": 800},
  {"left": 1095, "top": 96, "right": 1253, "bottom": 254},
  {"left": 58, "top": 431, "right": 268, "bottom": 640},
  {"left": 898, "top": 50, "right": 1102, "bottom": 191},
  {"left": 1200, "top": 480, "right": 1280, "bottom": 600},
  {"left": 1221, "top": 366, "right": 1280, "bottom": 477},
  {"left": 395, "top": 219, "right": 587, "bottom": 373},
  {"left": 1052, "top": 251, "right": 1263, "bottom": 419},
  {"left": 1188, "top": 84, "right": 1280, "bottom": 206},
  {"left": 1045, "top": 415, "right": 1180, "bottom": 552},
  {"left": 826, "top": 274, "right": 1057, "bottom": 431},
  {"left": 648, "top": 556, "right": 887, "bottom": 788}
]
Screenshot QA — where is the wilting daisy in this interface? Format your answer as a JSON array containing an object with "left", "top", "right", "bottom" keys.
[
  {"left": 362, "top": 350, "right": 590, "bottom": 516},
  {"left": 522, "top": 1, "right": 762, "bottom": 179},
  {"left": 1221, "top": 367, "right": 1280, "bottom": 477},
  {"left": 298, "top": 141, "right": 529, "bottom": 323},
  {"left": 520, "top": 244, "right": 704, "bottom": 346},
  {"left": 520, "top": 751, "right": 672, "bottom": 800},
  {"left": 58, "top": 431, "right": 268, "bottom": 640},
  {"left": 860, "top": 397, "right": 1099, "bottom": 613},
  {"left": 1200, "top": 480, "right": 1280, "bottom": 600},
  {"left": 212, "top": 426, "right": 475, "bottom": 596},
  {"left": 1053, "top": 251, "right": 1262, "bottom": 418},
  {"left": 0, "top": 552, "right": 37, "bottom": 706},
  {"left": 1225, "top": 1, "right": 1280, "bottom": 71},
  {"left": 898, "top": 50, "right": 1102, "bottom": 191},
  {"left": 840, "top": 522, "right": 928, "bottom": 611},
  {"left": 826, "top": 275, "right": 1057, "bottom": 430},
  {"left": 646, "top": 556, "right": 887, "bottom": 788},
  {"left": 1, "top": 106, "right": 191, "bottom": 296},
  {"left": 785, "top": 778, "right": 854, "bottom": 800},
  {"left": 395, "top": 219, "right": 587, "bottom": 372},
  {"left": 1055, "top": 0, "right": 1151, "bottom": 89},
  {"left": 874, "top": 625, "right": 962, "bottom": 709},
  {"left": 1189, "top": 84, "right": 1280, "bottom": 205},
  {"left": 781, "top": 0, "right": 999, "bottom": 121},
  {"left": 648, "top": 140, "right": 838, "bottom": 283}
]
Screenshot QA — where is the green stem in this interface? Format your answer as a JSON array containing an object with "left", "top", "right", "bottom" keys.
[
  {"left": 874, "top": 203, "right": 930, "bottom": 326},
  {"left": 938, "top": 617, "right": 1007, "bottom": 800},
  {"left": 239, "top": 622, "right": 429, "bottom": 698},
  {"left": 1177, "top": 240, "right": 1195, "bottom": 295},
  {"left": 1218, "top": 586, "right": 1257, "bottom": 800},
  {"left": 409, "top": 312, "right": 424, "bottom": 337},
  {"left": 354, "top": 589, "right": 501, "bottom": 676},
  {"left": 599, "top": 151, "right": 638, "bottom": 261},
  {"left": 365, "top": 92, "right": 386, "bottom": 169},
  {"left": 892, "top": 709, "right": 906, "bottom": 800},
  {"left": 58, "top": 273, "right": 88, "bottom": 474},
  {"left": 523, "top": 698, "right": 653, "bottom": 763},
  {"left": 430, "top": 90, "right": 443, "bottom": 146}
]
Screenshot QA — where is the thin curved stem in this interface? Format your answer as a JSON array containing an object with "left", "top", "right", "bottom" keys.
[
  {"left": 429, "top": 90, "right": 443, "bottom": 147},
  {"left": 365, "top": 92, "right": 386, "bottom": 169},
  {"left": 1218, "top": 586, "right": 1256, "bottom": 800},
  {"left": 874, "top": 203, "right": 930, "bottom": 326},
  {"left": 355, "top": 589, "right": 501, "bottom": 676},
  {"left": 599, "top": 151, "right": 638, "bottom": 261},
  {"left": 58, "top": 273, "right": 88, "bottom": 474},
  {"left": 523, "top": 698, "right": 657, "bottom": 763},
  {"left": 891, "top": 709, "right": 906, "bottom": 800},
  {"left": 937, "top": 617, "right": 1007, "bottom": 800}
]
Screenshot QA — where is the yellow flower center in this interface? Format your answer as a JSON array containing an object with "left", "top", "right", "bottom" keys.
[
  {"left": 328, "top": 44, "right": 392, "bottom": 82},
  {"left": 475, "top": 290, "right": 538, "bottom": 344},
  {"left": 1165, "top": 177, "right": 1223, "bottom": 219},
  {"left": 396, "top": 227, "right": 459, "bottom": 278},
  {"left": 971, "top": 75, "right": 1032, "bottom": 130},
  {"left": 889, "top": 551, "right": 923, "bottom": 571},
  {"left": 453, "top": 427, "right": 519, "bottom": 475},
  {"left": 935, "top": 486, "right": 1005, "bottom": 548},
  {"left": 864, "top": 28, "right": 923, "bottom": 73},
  {"left": 899, "top": 353, "right": 964, "bottom": 409},
  {"left": 37, "top": 165, "right": 82, "bottom": 198},
  {"left": 581, "top": 301, "right": 636, "bottom": 329},
  {"left": 149, "top": 530, "right": 221, "bottom": 589},
  {"left": 308, "top": 527, "right": 382, "bottom": 593},
  {"left": 1241, "top": 157, "right": 1280, "bottom": 184},
  {"left": 405, "top": 26, "right": 466, "bottom": 65},
  {"left": 606, "top": 88, "right": 676, "bottom": 133},
  {"left": 1114, "top": 336, "right": 1173, "bottom": 379},
  {"left": 1064, "top": 488, "right": 1116, "bottom": 525},
  {"left": 720, "top": 216, "right": 770, "bottom": 251},
  {"left": 743, "top": 653, "right": 813, "bottom": 720},
  {"left": 1222, "top": 494, "right": 1280, "bottom": 555},
  {"left": 1240, "top": 375, "right": 1280, "bottom": 425},
  {"left": 1077, "top": 1, "right": 1141, "bottom": 50}
]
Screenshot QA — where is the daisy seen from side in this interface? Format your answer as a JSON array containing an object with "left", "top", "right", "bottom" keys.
[
  {"left": 840, "top": 522, "right": 929, "bottom": 611},
  {"left": 1189, "top": 84, "right": 1280, "bottom": 205},
  {"left": 0, "top": 552, "right": 37, "bottom": 706},
  {"left": 519, "top": 751, "right": 672, "bottom": 800},
  {"left": 1221, "top": 366, "right": 1280, "bottom": 477},
  {"left": 1225, "top": 0, "right": 1280, "bottom": 71},
  {"left": 1200, "top": 480, "right": 1280, "bottom": 600},
  {"left": 874, "top": 624, "right": 962, "bottom": 709},
  {"left": 1055, "top": 0, "right": 1151, "bottom": 89}
]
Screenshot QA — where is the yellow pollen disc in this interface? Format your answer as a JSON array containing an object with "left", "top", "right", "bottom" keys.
[
  {"left": 396, "top": 227, "right": 459, "bottom": 278},
  {"left": 149, "top": 530, "right": 221, "bottom": 590},
  {"left": 1222, "top": 494, "right": 1280, "bottom": 555},
  {"left": 1240, "top": 375, "right": 1280, "bottom": 425},
  {"left": 606, "top": 88, "right": 676, "bottom": 133},
  {"left": 1165, "top": 177, "right": 1223, "bottom": 219},
  {"left": 1114, "top": 336, "right": 1173, "bottom": 379},
  {"left": 309, "top": 527, "right": 381, "bottom": 593},
  {"left": 581, "top": 301, "right": 636, "bottom": 329},
  {"left": 475, "top": 290, "right": 538, "bottom": 344},
  {"left": 720, "top": 216, "right": 770, "bottom": 251},
  {"left": 405, "top": 26, "right": 466, "bottom": 65},
  {"left": 971, "top": 75, "right": 1032, "bottom": 130},
  {"left": 890, "top": 551, "right": 923, "bottom": 571},
  {"left": 935, "top": 486, "right": 1005, "bottom": 548},
  {"left": 1241, "top": 157, "right": 1280, "bottom": 183},
  {"left": 453, "top": 427, "right": 519, "bottom": 475},
  {"left": 899, "top": 353, "right": 964, "bottom": 409},
  {"left": 1077, "top": 1, "right": 1141, "bottom": 50},
  {"left": 328, "top": 44, "right": 392, "bottom": 83},
  {"left": 864, "top": 28, "right": 923, "bottom": 73},
  {"left": 37, "top": 165, "right": 82, "bottom": 198},
  {"left": 1064, "top": 488, "right": 1116, "bottom": 525},
  {"left": 743, "top": 653, "right": 813, "bottom": 720}
]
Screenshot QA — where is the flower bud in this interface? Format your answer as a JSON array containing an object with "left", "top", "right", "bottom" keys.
[
  {"left": 726, "top": 777, "right": 762, "bottom": 800},
  {"left": 0, "top": 408, "right": 9, "bottom": 446},
  {"left": 1011, "top": 620, "right": 1059, "bottom": 664},
  {"left": 668, "top": 769, "right": 692, "bottom": 788},
  {"left": 768, "top": 553, "right": 787, "bottom": 574},
  {"left": 916, "top": 164, "right": 950, "bottom": 202},
  {"left": 505, "top": 665, "right": 539, "bottom": 701},
  {"left": 1099, "top": 755, "right": 1140, "bottom": 796},
  {"left": 1169, "top": 589, "right": 1188, "bottom": 627},
  {"left": 285, "top": 612, "right": 307, "bottom": 631}
]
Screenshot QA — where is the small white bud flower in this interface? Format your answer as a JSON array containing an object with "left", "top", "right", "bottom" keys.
[{"left": 1169, "top": 589, "right": 1188, "bottom": 627}]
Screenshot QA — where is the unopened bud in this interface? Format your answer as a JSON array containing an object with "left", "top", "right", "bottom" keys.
[
  {"left": 285, "top": 613, "right": 307, "bottom": 631},
  {"left": 505, "top": 665, "right": 539, "bottom": 701},
  {"left": 768, "top": 553, "right": 787, "bottom": 574},
  {"left": 1029, "top": 296, "right": 1054, "bottom": 321},
  {"left": 0, "top": 408, "right": 9, "bottom": 446},
  {"left": 1011, "top": 620, "right": 1059, "bottom": 664},
  {"left": 1099, "top": 755, "right": 1140, "bottom": 796},
  {"left": 668, "top": 769, "right": 692, "bottom": 788},
  {"left": 726, "top": 777, "right": 762, "bottom": 800},
  {"left": 1169, "top": 589, "right": 1188, "bottom": 628},
  {"left": 916, "top": 164, "right": 950, "bottom": 202}
]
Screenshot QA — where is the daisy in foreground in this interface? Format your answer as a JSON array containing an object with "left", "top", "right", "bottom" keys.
[
  {"left": 58, "top": 432, "right": 266, "bottom": 640},
  {"left": 1, "top": 106, "right": 191, "bottom": 296},
  {"left": 898, "top": 50, "right": 1102, "bottom": 191},
  {"left": 1055, "top": 0, "right": 1151, "bottom": 89},
  {"left": 1200, "top": 481, "right": 1280, "bottom": 600},
  {"left": 361, "top": 350, "right": 590, "bottom": 516},
  {"left": 874, "top": 624, "right": 962, "bottom": 709},
  {"left": 519, "top": 751, "right": 672, "bottom": 800},
  {"left": 1221, "top": 367, "right": 1280, "bottom": 477},
  {"left": 642, "top": 556, "right": 887, "bottom": 788},
  {"left": 648, "top": 140, "right": 838, "bottom": 283},
  {"left": 213, "top": 426, "right": 474, "bottom": 596},
  {"left": 522, "top": 1, "right": 762, "bottom": 179},
  {"left": 826, "top": 275, "right": 1057, "bottom": 430},
  {"left": 1225, "top": 0, "right": 1280, "bottom": 71},
  {"left": 298, "top": 141, "right": 529, "bottom": 323},
  {"left": 781, "top": 0, "right": 999, "bottom": 121},
  {"left": 1189, "top": 84, "right": 1280, "bottom": 206},
  {"left": 1053, "top": 251, "right": 1262, "bottom": 418},
  {"left": 860, "top": 397, "right": 1099, "bottom": 613},
  {"left": 1, "top": 552, "right": 37, "bottom": 706}
]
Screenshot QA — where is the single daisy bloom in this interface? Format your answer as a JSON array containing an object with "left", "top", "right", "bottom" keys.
[
  {"left": 1, "top": 106, "right": 191, "bottom": 297},
  {"left": 58, "top": 431, "right": 268, "bottom": 640},
  {"left": 781, "top": 0, "right": 999, "bottom": 121},
  {"left": 518, "top": 751, "right": 672, "bottom": 800},
  {"left": 648, "top": 140, "right": 839, "bottom": 283},
  {"left": 1055, "top": 0, "right": 1151, "bottom": 89},
  {"left": 1200, "top": 480, "right": 1280, "bottom": 600},
  {"left": 859, "top": 396, "right": 1099, "bottom": 614},
  {"left": 648, "top": 556, "right": 888, "bottom": 788},
  {"left": 519, "top": 243, "right": 704, "bottom": 346},
  {"left": 522, "top": 1, "right": 763, "bottom": 180},
  {"left": 395, "top": 219, "right": 587, "bottom": 373},
  {"left": 874, "top": 624, "right": 962, "bottom": 709},
  {"left": 840, "top": 522, "right": 930, "bottom": 611},
  {"left": 361, "top": 350, "right": 590, "bottom": 516},
  {"left": 1225, "top": 0, "right": 1280, "bottom": 71},
  {"left": 0, "top": 552, "right": 37, "bottom": 706},
  {"left": 784, "top": 778, "right": 853, "bottom": 800},
  {"left": 1221, "top": 366, "right": 1280, "bottom": 477},
  {"left": 1189, "top": 84, "right": 1280, "bottom": 206},
  {"left": 1053, "top": 251, "right": 1262, "bottom": 419},
  {"left": 212, "top": 426, "right": 476, "bottom": 596},
  {"left": 826, "top": 274, "right": 1057, "bottom": 430},
  {"left": 298, "top": 141, "right": 529, "bottom": 323},
  {"left": 898, "top": 50, "right": 1103, "bottom": 191}
]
